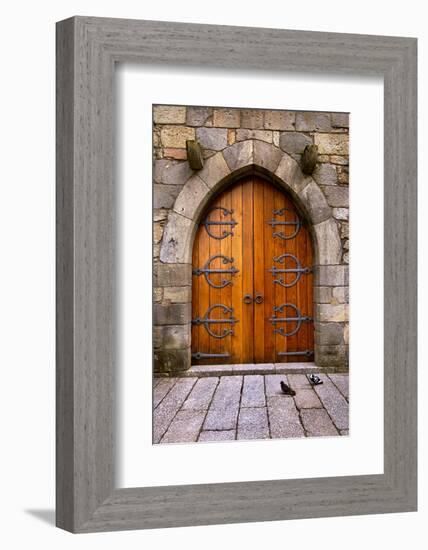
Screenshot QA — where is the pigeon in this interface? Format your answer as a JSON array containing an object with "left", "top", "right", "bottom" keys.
[
  {"left": 280, "top": 380, "right": 296, "bottom": 396},
  {"left": 308, "top": 374, "right": 323, "bottom": 386}
]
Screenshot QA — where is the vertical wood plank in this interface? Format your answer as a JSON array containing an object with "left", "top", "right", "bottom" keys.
[
  {"left": 253, "top": 178, "right": 265, "bottom": 362},
  {"left": 242, "top": 178, "right": 254, "bottom": 363},
  {"left": 231, "top": 181, "right": 243, "bottom": 363}
]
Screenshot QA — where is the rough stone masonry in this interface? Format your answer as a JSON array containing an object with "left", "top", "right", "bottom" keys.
[{"left": 153, "top": 105, "right": 349, "bottom": 374}]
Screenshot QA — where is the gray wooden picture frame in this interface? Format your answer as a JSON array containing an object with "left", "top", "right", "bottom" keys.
[{"left": 56, "top": 16, "right": 417, "bottom": 533}]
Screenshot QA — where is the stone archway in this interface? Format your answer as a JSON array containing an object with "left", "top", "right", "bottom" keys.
[{"left": 155, "top": 139, "right": 348, "bottom": 373}]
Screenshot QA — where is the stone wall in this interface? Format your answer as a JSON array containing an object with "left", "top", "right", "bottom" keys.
[{"left": 153, "top": 105, "right": 349, "bottom": 373}]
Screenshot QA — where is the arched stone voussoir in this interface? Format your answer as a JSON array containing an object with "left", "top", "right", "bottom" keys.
[
  {"left": 173, "top": 175, "right": 212, "bottom": 221},
  {"left": 297, "top": 178, "right": 332, "bottom": 225},
  {"left": 312, "top": 217, "right": 342, "bottom": 265}
]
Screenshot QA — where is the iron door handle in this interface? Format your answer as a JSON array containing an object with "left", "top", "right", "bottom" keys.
[
  {"left": 243, "top": 294, "right": 253, "bottom": 304},
  {"left": 255, "top": 294, "right": 264, "bottom": 304}
]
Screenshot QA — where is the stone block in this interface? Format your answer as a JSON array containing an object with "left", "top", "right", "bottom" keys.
[
  {"left": 153, "top": 208, "right": 168, "bottom": 222},
  {"left": 312, "top": 163, "right": 338, "bottom": 186},
  {"left": 196, "top": 127, "right": 228, "bottom": 150},
  {"left": 337, "top": 165, "right": 349, "bottom": 184},
  {"left": 154, "top": 263, "right": 192, "bottom": 287},
  {"left": 331, "top": 112, "right": 349, "bottom": 128},
  {"left": 330, "top": 155, "right": 349, "bottom": 165},
  {"left": 152, "top": 377, "right": 196, "bottom": 440},
  {"left": 198, "top": 430, "right": 235, "bottom": 442},
  {"left": 313, "top": 374, "right": 349, "bottom": 430},
  {"left": 236, "top": 129, "right": 273, "bottom": 143},
  {"left": 287, "top": 374, "right": 312, "bottom": 390},
  {"left": 153, "top": 377, "right": 176, "bottom": 408},
  {"left": 173, "top": 175, "right": 211, "bottom": 220},
  {"left": 343, "top": 252, "right": 349, "bottom": 264},
  {"left": 279, "top": 132, "right": 312, "bottom": 154},
  {"left": 343, "top": 323, "right": 349, "bottom": 345},
  {"left": 273, "top": 131, "right": 280, "bottom": 147},
  {"left": 322, "top": 186, "right": 349, "bottom": 207},
  {"left": 203, "top": 376, "right": 242, "bottom": 430},
  {"left": 153, "top": 184, "right": 182, "bottom": 209},
  {"left": 163, "top": 286, "right": 191, "bottom": 303},
  {"left": 315, "top": 133, "right": 349, "bottom": 155},
  {"left": 314, "top": 286, "right": 332, "bottom": 303},
  {"left": 153, "top": 287, "right": 163, "bottom": 302},
  {"left": 264, "top": 110, "right": 295, "bottom": 130},
  {"left": 315, "top": 322, "right": 344, "bottom": 345},
  {"left": 154, "top": 303, "right": 191, "bottom": 325},
  {"left": 186, "top": 106, "right": 213, "bottom": 126},
  {"left": 223, "top": 140, "right": 254, "bottom": 172},
  {"left": 237, "top": 408, "right": 269, "bottom": 440},
  {"left": 227, "top": 128, "right": 236, "bottom": 145},
  {"left": 253, "top": 140, "right": 283, "bottom": 172},
  {"left": 160, "top": 410, "right": 206, "bottom": 443},
  {"left": 313, "top": 218, "right": 342, "bottom": 265},
  {"left": 316, "top": 265, "right": 348, "bottom": 286},
  {"left": 153, "top": 324, "right": 190, "bottom": 349},
  {"left": 295, "top": 112, "right": 331, "bottom": 132},
  {"left": 181, "top": 377, "right": 219, "bottom": 410},
  {"left": 163, "top": 148, "right": 188, "bottom": 160},
  {"left": 315, "top": 344, "right": 348, "bottom": 369},
  {"left": 241, "top": 109, "right": 264, "bottom": 129},
  {"left": 153, "top": 221, "right": 164, "bottom": 244},
  {"left": 154, "top": 348, "right": 192, "bottom": 374},
  {"left": 241, "top": 375, "right": 266, "bottom": 407},
  {"left": 300, "top": 409, "right": 338, "bottom": 437},
  {"left": 153, "top": 105, "right": 186, "bottom": 124},
  {"left": 159, "top": 212, "right": 195, "bottom": 264},
  {"left": 328, "top": 373, "right": 349, "bottom": 400},
  {"left": 340, "top": 222, "right": 349, "bottom": 239},
  {"left": 265, "top": 374, "right": 288, "bottom": 397},
  {"left": 317, "top": 303, "right": 349, "bottom": 323},
  {"left": 161, "top": 125, "right": 195, "bottom": 148},
  {"left": 332, "top": 286, "right": 348, "bottom": 304},
  {"left": 294, "top": 389, "right": 323, "bottom": 409},
  {"left": 298, "top": 180, "right": 331, "bottom": 224},
  {"left": 332, "top": 207, "right": 349, "bottom": 220},
  {"left": 154, "top": 159, "right": 194, "bottom": 186},
  {"left": 213, "top": 108, "right": 240, "bottom": 127},
  {"left": 197, "top": 152, "right": 230, "bottom": 189},
  {"left": 267, "top": 396, "right": 304, "bottom": 438}
]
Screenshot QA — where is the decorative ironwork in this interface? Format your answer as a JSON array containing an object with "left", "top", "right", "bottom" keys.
[
  {"left": 268, "top": 208, "right": 301, "bottom": 240},
  {"left": 192, "top": 254, "right": 238, "bottom": 288},
  {"left": 269, "top": 253, "right": 312, "bottom": 288},
  {"left": 192, "top": 304, "right": 238, "bottom": 339},
  {"left": 278, "top": 349, "right": 314, "bottom": 357},
  {"left": 203, "top": 207, "right": 237, "bottom": 240},
  {"left": 192, "top": 352, "right": 230, "bottom": 360},
  {"left": 269, "top": 303, "right": 312, "bottom": 337}
]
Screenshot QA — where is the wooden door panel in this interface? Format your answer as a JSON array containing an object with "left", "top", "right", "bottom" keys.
[{"left": 192, "top": 175, "right": 314, "bottom": 365}]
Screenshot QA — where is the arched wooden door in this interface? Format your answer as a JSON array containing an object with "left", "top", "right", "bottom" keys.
[{"left": 191, "top": 174, "right": 314, "bottom": 365}]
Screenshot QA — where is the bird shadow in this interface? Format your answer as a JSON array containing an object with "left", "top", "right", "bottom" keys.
[{"left": 25, "top": 509, "right": 55, "bottom": 526}]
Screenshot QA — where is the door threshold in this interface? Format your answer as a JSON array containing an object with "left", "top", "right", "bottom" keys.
[{"left": 175, "top": 362, "right": 328, "bottom": 378}]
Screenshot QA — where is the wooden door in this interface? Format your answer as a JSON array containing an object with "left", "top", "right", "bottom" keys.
[{"left": 191, "top": 174, "right": 313, "bottom": 365}]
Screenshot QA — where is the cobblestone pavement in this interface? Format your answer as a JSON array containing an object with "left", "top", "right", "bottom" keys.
[{"left": 153, "top": 373, "right": 349, "bottom": 444}]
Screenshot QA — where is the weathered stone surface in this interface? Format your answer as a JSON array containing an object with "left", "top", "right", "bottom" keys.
[
  {"left": 343, "top": 252, "right": 349, "bottom": 264},
  {"left": 160, "top": 410, "right": 205, "bottom": 443},
  {"left": 298, "top": 179, "right": 331, "bottom": 224},
  {"left": 213, "top": 108, "right": 240, "bottom": 128},
  {"left": 153, "top": 324, "right": 190, "bottom": 350},
  {"left": 322, "top": 186, "right": 349, "bottom": 207},
  {"left": 313, "top": 218, "right": 342, "bottom": 265},
  {"left": 330, "top": 155, "right": 349, "bottom": 165},
  {"left": 267, "top": 396, "right": 304, "bottom": 438},
  {"left": 154, "top": 347, "right": 191, "bottom": 374},
  {"left": 173, "top": 175, "right": 211, "bottom": 220},
  {"left": 161, "top": 125, "right": 195, "bottom": 148},
  {"left": 163, "top": 286, "right": 191, "bottom": 303},
  {"left": 153, "top": 378, "right": 197, "bottom": 442},
  {"left": 253, "top": 140, "right": 283, "bottom": 173},
  {"left": 153, "top": 105, "right": 186, "bottom": 124},
  {"left": 181, "top": 377, "right": 219, "bottom": 410},
  {"left": 264, "top": 110, "right": 295, "bottom": 130},
  {"left": 196, "top": 127, "right": 228, "bottom": 151},
  {"left": 328, "top": 373, "right": 349, "bottom": 400},
  {"left": 154, "top": 159, "right": 194, "bottom": 186},
  {"left": 315, "top": 344, "right": 348, "bottom": 368},
  {"left": 154, "top": 303, "right": 191, "bottom": 325},
  {"left": 197, "top": 152, "right": 230, "bottom": 189},
  {"left": 279, "top": 132, "right": 312, "bottom": 154},
  {"left": 153, "top": 286, "right": 163, "bottom": 302},
  {"left": 275, "top": 154, "right": 302, "bottom": 189},
  {"left": 203, "top": 376, "right": 242, "bottom": 430},
  {"left": 155, "top": 263, "right": 192, "bottom": 287},
  {"left": 315, "top": 133, "right": 349, "bottom": 155},
  {"left": 331, "top": 112, "right": 349, "bottom": 128},
  {"left": 312, "top": 163, "right": 338, "bottom": 186},
  {"left": 223, "top": 140, "right": 254, "bottom": 171},
  {"left": 237, "top": 408, "right": 270, "bottom": 440},
  {"left": 153, "top": 378, "right": 176, "bottom": 408},
  {"left": 160, "top": 212, "right": 195, "bottom": 264},
  {"left": 232, "top": 363, "right": 275, "bottom": 375},
  {"left": 300, "top": 409, "right": 338, "bottom": 437},
  {"left": 153, "top": 221, "right": 164, "bottom": 244},
  {"left": 287, "top": 374, "right": 313, "bottom": 390},
  {"left": 313, "top": 374, "right": 349, "bottom": 430},
  {"left": 332, "top": 207, "right": 349, "bottom": 220},
  {"left": 236, "top": 129, "right": 272, "bottom": 143},
  {"left": 227, "top": 128, "right": 236, "bottom": 145},
  {"left": 273, "top": 131, "right": 280, "bottom": 147},
  {"left": 340, "top": 430, "right": 349, "bottom": 436},
  {"left": 296, "top": 112, "right": 331, "bottom": 132},
  {"left": 241, "top": 109, "right": 264, "bottom": 129},
  {"left": 343, "top": 323, "right": 349, "bottom": 345},
  {"left": 153, "top": 208, "right": 168, "bottom": 222},
  {"left": 314, "top": 286, "right": 332, "bottom": 303},
  {"left": 186, "top": 106, "right": 213, "bottom": 127},
  {"left": 198, "top": 430, "right": 236, "bottom": 442},
  {"left": 332, "top": 286, "right": 348, "bottom": 304},
  {"left": 317, "top": 303, "right": 348, "bottom": 323},
  {"left": 163, "top": 147, "right": 188, "bottom": 160},
  {"left": 241, "top": 375, "right": 266, "bottom": 407},
  {"left": 316, "top": 265, "right": 348, "bottom": 286},
  {"left": 340, "top": 222, "right": 349, "bottom": 239},
  {"left": 294, "top": 389, "right": 323, "bottom": 409},
  {"left": 265, "top": 374, "right": 288, "bottom": 397},
  {"left": 153, "top": 184, "right": 182, "bottom": 209},
  {"left": 315, "top": 322, "right": 344, "bottom": 345}
]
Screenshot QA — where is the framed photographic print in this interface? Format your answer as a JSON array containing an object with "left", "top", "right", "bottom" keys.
[{"left": 56, "top": 16, "right": 417, "bottom": 532}]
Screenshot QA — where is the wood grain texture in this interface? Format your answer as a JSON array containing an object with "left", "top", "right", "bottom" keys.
[{"left": 56, "top": 16, "right": 417, "bottom": 532}]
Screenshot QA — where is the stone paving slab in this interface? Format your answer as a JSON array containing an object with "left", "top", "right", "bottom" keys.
[
  {"left": 267, "top": 396, "right": 305, "bottom": 438},
  {"left": 241, "top": 375, "right": 266, "bottom": 407},
  {"left": 203, "top": 376, "right": 242, "bottom": 430},
  {"left": 153, "top": 378, "right": 197, "bottom": 443},
  {"left": 287, "top": 374, "right": 313, "bottom": 390},
  {"left": 313, "top": 374, "right": 349, "bottom": 430},
  {"left": 237, "top": 407, "right": 270, "bottom": 440},
  {"left": 328, "top": 373, "right": 349, "bottom": 400},
  {"left": 198, "top": 430, "right": 236, "bottom": 442},
  {"left": 161, "top": 410, "right": 206, "bottom": 443},
  {"left": 265, "top": 374, "right": 288, "bottom": 397},
  {"left": 181, "top": 377, "right": 219, "bottom": 410},
  {"left": 294, "top": 389, "right": 323, "bottom": 410},
  {"left": 300, "top": 408, "right": 339, "bottom": 437},
  {"left": 153, "top": 377, "right": 176, "bottom": 408}
]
